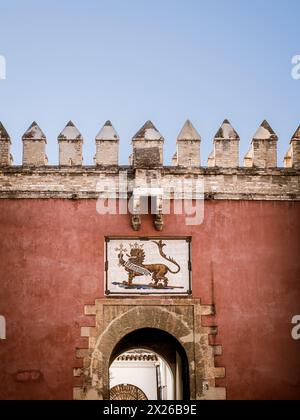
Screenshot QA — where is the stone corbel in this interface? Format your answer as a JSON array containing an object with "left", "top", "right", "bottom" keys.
[
  {"left": 131, "top": 193, "right": 142, "bottom": 231},
  {"left": 131, "top": 188, "right": 164, "bottom": 232},
  {"left": 154, "top": 214, "right": 164, "bottom": 231},
  {"left": 153, "top": 193, "right": 164, "bottom": 232},
  {"left": 131, "top": 214, "right": 142, "bottom": 231}
]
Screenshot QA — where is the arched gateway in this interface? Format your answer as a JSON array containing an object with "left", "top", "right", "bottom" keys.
[{"left": 74, "top": 299, "right": 226, "bottom": 400}]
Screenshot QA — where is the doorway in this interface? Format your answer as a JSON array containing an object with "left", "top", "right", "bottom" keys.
[
  {"left": 109, "top": 328, "right": 190, "bottom": 400},
  {"left": 74, "top": 299, "right": 226, "bottom": 401}
]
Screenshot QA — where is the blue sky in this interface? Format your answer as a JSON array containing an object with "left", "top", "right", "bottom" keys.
[{"left": 0, "top": 0, "right": 299, "bottom": 165}]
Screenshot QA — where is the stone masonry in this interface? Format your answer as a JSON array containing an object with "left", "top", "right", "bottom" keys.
[
  {"left": 132, "top": 121, "right": 164, "bottom": 167},
  {"left": 0, "top": 119, "right": 299, "bottom": 401},
  {"left": 58, "top": 121, "right": 83, "bottom": 166},
  {"left": 0, "top": 122, "right": 12, "bottom": 166},
  {"left": 94, "top": 121, "right": 119, "bottom": 166},
  {"left": 208, "top": 120, "right": 239, "bottom": 168},
  {"left": 174, "top": 120, "right": 201, "bottom": 167},
  {"left": 22, "top": 122, "right": 47, "bottom": 167},
  {"left": 285, "top": 126, "right": 300, "bottom": 170},
  {"left": 244, "top": 120, "right": 278, "bottom": 168}
]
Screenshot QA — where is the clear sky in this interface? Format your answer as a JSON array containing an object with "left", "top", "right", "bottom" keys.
[{"left": 0, "top": 0, "right": 299, "bottom": 165}]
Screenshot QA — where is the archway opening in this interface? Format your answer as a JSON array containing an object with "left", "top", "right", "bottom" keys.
[{"left": 109, "top": 328, "right": 190, "bottom": 401}]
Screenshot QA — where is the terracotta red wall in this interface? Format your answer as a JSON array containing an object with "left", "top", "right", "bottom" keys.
[{"left": 0, "top": 200, "right": 299, "bottom": 400}]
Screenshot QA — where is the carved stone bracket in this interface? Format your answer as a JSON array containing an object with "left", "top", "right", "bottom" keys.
[
  {"left": 131, "top": 214, "right": 142, "bottom": 231},
  {"left": 154, "top": 214, "right": 164, "bottom": 231},
  {"left": 131, "top": 181, "right": 164, "bottom": 231}
]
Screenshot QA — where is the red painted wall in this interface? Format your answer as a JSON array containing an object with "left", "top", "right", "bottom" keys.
[{"left": 0, "top": 200, "right": 299, "bottom": 400}]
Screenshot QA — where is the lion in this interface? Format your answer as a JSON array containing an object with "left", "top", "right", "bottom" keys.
[{"left": 117, "top": 240, "right": 181, "bottom": 288}]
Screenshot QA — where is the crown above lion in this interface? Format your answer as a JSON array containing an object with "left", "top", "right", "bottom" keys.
[{"left": 129, "top": 243, "right": 144, "bottom": 251}]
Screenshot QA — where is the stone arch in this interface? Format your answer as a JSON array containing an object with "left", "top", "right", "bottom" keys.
[
  {"left": 100, "top": 306, "right": 192, "bottom": 360},
  {"left": 93, "top": 306, "right": 194, "bottom": 400},
  {"left": 74, "top": 299, "right": 226, "bottom": 401}
]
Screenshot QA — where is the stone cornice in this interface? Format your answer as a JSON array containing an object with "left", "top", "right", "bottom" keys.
[{"left": 0, "top": 166, "right": 299, "bottom": 200}]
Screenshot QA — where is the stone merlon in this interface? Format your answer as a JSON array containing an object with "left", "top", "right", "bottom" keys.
[
  {"left": 208, "top": 120, "right": 240, "bottom": 168},
  {"left": 285, "top": 125, "right": 300, "bottom": 170},
  {"left": 58, "top": 121, "right": 83, "bottom": 167},
  {"left": 132, "top": 121, "right": 165, "bottom": 167},
  {"left": 22, "top": 122, "right": 47, "bottom": 167},
  {"left": 175, "top": 120, "right": 201, "bottom": 168},
  {"left": 94, "top": 121, "right": 119, "bottom": 166},
  {"left": 244, "top": 120, "right": 278, "bottom": 169},
  {"left": 0, "top": 122, "right": 12, "bottom": 166},
  {"left": 0, "top": 122, "right": 11, "bottom": 142}
]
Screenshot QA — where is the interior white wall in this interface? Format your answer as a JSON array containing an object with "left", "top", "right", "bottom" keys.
[
  {"left": 110, "top": 361, "right": 158, "bottom": 400},
  {"left": 110, "top": 354, "right": 175, "bottom": 401}
]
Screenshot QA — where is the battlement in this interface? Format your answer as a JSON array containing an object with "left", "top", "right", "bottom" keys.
[
  {"left": 0, "top": 119, "right": 299, "bottom": 169},
  {"left": 1, "top": 119, "right": 300, "bottom": 169},
  {"left": 0, "top": 120, "right": 299, "bottom": 201}
]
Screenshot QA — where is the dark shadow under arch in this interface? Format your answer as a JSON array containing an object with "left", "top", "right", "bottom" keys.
[{"left": 109, "top": 328, "right": 190, "bottom": 400}]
